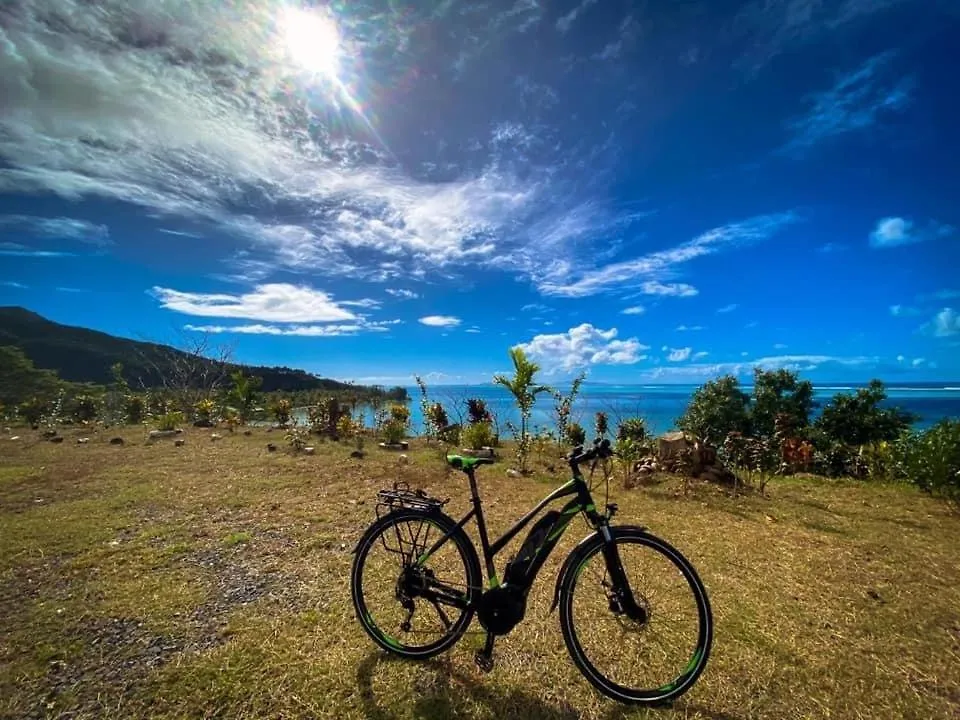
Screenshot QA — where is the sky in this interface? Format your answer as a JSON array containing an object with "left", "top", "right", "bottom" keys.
[{"left": 1, "top": 0, "right": 959, "bottom": 386}]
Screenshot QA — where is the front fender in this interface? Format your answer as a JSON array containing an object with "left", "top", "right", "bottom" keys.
[{"left": 548, "top": 524, "right": 649, "bottom": 613}]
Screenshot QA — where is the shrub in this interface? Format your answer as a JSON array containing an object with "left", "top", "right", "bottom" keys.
[
  {"left": 750, "top": 368, "right": 815, "bottom": 439},
  {"left": 900, "top": 420, "right": 960, "bottom": 508},
  {"left": 124, "top": 395, "right": 145, "bottom": 425},
  {"left": 493, "top": 348, "right": 553, "bottom": 473},
  {"left": 594, "top": 411, "right": 609, "bottom": 439},
  {"left": 156, "top": 411, "right": 184, "bottom": 432},
  {"left": 813, "top": 380, "right": 916, "bottom": 447},
  {"left": 389, "top": 404, "right": 410, "bottom": 425},
  {"left": 271, "top": 398, "right": 293, "bottom": 427},
  {"left": 466, "top": 398, "right": 492, "bottom": 425},
  {"left": 285, "top": 422, "right": 310, "bottom": 452},
  {"left": 308, "top": 397, "right": 344, "bottom": 437},
  {"left": 381, "top": 419, "right": 406, "bottom": 445},
  {"left": 18, "top": 397, "right": 48, "bottom": 426},
  {"left": 462, "top": 420, "right": 494, "bottom": 450},
  {"left": 336, "top": 413, "right": 357, "bottom": 440},
  {"left": 552, "top": 372, "right": 585, "bottom": 448},
  {"left": 677, "top": 375, "right": 751, "bottom": 447},
  {"left": 194, "top": 398, "right": 218, "bottom": 424},
  {"left": 566, "top": 422, "right": 586, "bottom": 446},
  {"left": 70, "top": 395, "right": 99, "bottom": 423},
  {"left": 617, "top": 417, "right": 647, "bottom": 444},
  {"left": 426, "top": 402, "right": 449, "bottom": 435}
]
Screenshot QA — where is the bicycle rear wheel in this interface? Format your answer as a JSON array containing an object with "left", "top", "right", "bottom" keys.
[
  {"left": 351, "top": 509, "right": 482, "bottom": 658},
  {"left": 558, "top": 526, "right": 712, "bottom": 704}
]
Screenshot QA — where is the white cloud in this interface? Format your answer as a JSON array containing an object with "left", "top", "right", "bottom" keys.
[
  {"left": 896, "top": 354, "right": 905, "bottom": 362},
  {"left": 465, "top": 328, "right": 481, "bottom": 334},
  {"left": 536, "top": 213, "right": 797, "bottom": 297},
  {"left": 667, "top": 347, "right": 692, "bottom": 362},
  {"left": 521, "top": 303, "right": 550, "bottom": 312},
  {"left": 621, "top": 305, "right": 645, "bottom": 315},
  {"left": 717, "top": 303, "right": 738, "bottom": 313},
  {"left": 158, "top": 228, "right": 202, "bottom": 239},
  {"left": 640, "top": 353, "right": 878, "bottom": 381},
  {"left": 556, "top": 0, "right": 599, "bottom": 33},
  {"left": 774, "top": 343, "right": 788, "bottom": 349},
  {"left": 516, "top": 323, "right": 648, "bottom": 372},
  {"left": 185, "top": 320, "right": 398, "bottom": 337},
  {"left": 870, "top": 217, "right": 953, "bottom": 248},
  {"left": 912, "top": 358, "right": 925, "bottom": 367},
  {"left": 419, "top": 315, "right": 461, "bottom": 328},
  {"left": 153, "top": 283, "right": 361, "bottom": 323},
  {"left": 931, "top": 308, "right": 960, "bottom": 337},
  {"left": 890, "top": 304, "right": 922, "bottom": 317},
  {"left": 741, "top": 351, "right": 749, "bottom": 357},
  {"left": 694, "top": 351, "right": 709, "bottom": 359},
  {"left": 386, "top": 289, "right": 419, "bottom": 300},
  {"left": 2, "top": 280, "right": 28, "bottom": 289},
  {"left": 676, "top": 324, "right": 704, "bottom": 331},
  {"left": 0, "top": 215, "right": 110, "bottom": 246}
]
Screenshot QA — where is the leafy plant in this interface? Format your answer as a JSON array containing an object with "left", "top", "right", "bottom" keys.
[
  {"left": 566, "top": 422, "right": 586, "bottom": 446},
  {"left": 616, "top": 417, "right": 647, "bottom": 444},
  {"left": 194, "top": 398, "right": 218, "bottom": 424},
  {"left": 898, "top": 420, "right": 960, "bottom": 509},
  {"left": 813, "top": 380, "right": 916, "bottom": 447},
  {"left": 18, "top": 397, "right": 48, "bottom": 426},
  {"left": 225, "top": 371, "right": 262, "bottom": 423},
  {"left": 381, "top": 419, "right": 406, "bottom": 445},
  {"left": 677, "top": 375, "right": 751, "bottom": 448},
  {"left": 750, "top": 368, "right": 815, "bottom": 439},
  {"left": 615, "top": 436, "right": 644, "bottom": 487},
  {"left": 493, "top": 348, "right": 552, "bottom": 473},
  {"left": 285, "top": 421, "right": 310, "bottom": 452},
  {"left": 124, "top": 395, "right": 145, "bottom": 424},
  {"left": 594, "top": 411, "right": 609, "bottom": 440},
  {"left": 156, "top": 411, "right": 184, "bottom": 432},
  {"left": 271, "top": 398, "right": 293, "bottom": 427},
  {"left": 462, "top": 420, "right": 494, "bottom": 450},
  {"left": 336, "top": 413, "right": 357, "bottom": 440},
  {"left": 552, "top": 372, "right": 585, "bottom": 449},
  {"left": 389, "top": 404, "right": 410, "bottom": 426},
  {"left": 308, "top": 396, "right": 344, "bottom": 437},
  {"left": 466, "top": 398, "right": 492, "bottom": 425},
  {"left": 70, "top": 395, "right": 99, "bottom": 423}
]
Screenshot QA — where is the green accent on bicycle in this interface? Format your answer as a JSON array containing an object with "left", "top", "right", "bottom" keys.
[
  {"left": 365, "top": 612, "right": 403, "bottom": 650},
  {"left": 584, "top": 503, "right": 596, "bottom": 512},
  {"left": 445, "top": 454, "right": 490, "bottom": 472},
  {"left": 561, "top": 505, "right": 582, "bottom": 516},
  {"left": 547, "top": 517, "right": 573, "bottom": 542},
  {"left": 657, "top": 681, "right": 678, "bottom": 692},
  {"left": 488, "top": 575, "right": 500, "bottom": 588},
  {"left": 684, "top": 647, "right": 703, "bottom": 674},
  {"left": 574, "top": 556, "right": 589, "bottom": 580}
]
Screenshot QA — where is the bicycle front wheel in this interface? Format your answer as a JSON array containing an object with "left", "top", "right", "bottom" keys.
[
  {"left": 351, "top": 509, "right": 482, "bottom": 659},
  {"left": 558, "top": 527, "right": 713, "bottom": 704}
]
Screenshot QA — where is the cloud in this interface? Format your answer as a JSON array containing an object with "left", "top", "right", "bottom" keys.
[
  {"left": 386, "top": 289, "right": 419, "bottom": 300},
  {"left": 641, "top": 353, "right": 878, "bottom": 381},
  {"left": 667, "top": 347, "right": 692, "bottom": 362},
  {"left": 911, "top": 357, "right": 925, "bottom": 367},
  {"left": 535, "top": 213, "right": 797, "bottom": 298},
  {"left": 890, "top": 304, "right": 921, "bottom": 317},
  {"left": 516, "top": 323, "right": 648, "bottom": 372},
  {"left": 152, "top": 283, "right": 362, "bottom": 323},
  {"left": 465, "top": 327, "right": 481, "bottom": 334},
  {"left": 869, "top": 217, "right": 954, "bottom": 248},
  {"left": 2, "top": 280, "right": 28, "bottom": 289},
  {"left": 676, "top": 325, "right": 703, "bottom": 331},
  {"left": 818, "top": 242, "right": 846, "bottom": 253},
  {"left": 55, "top": 287, "right": 87, "bottom": 293},
  {"left": 0, "top": 245, "right": 75, "bottom": 258},
  {"left": 621, "top": 306, "right": 645, "bottom": 315},
  {"left": 930, "top": 308, "right": 960, "bottom": 337},
  {"left": 717, "top": 303, "right": 738, "bottom": 313},
  {"left": 783, "top": 52, "right": 913, "bottom": 154},
  {"left": 556, "top": 0, "right": 599, "bottom": 33},
  {"left": 693, "top": 351, "right": 709, "bottom": 359},
  {"left": 419, "top": 315, "right": 461, "bottom": 328},
  {"left": 158, "top": 228, "right": 203, "bottom": 239},
  {"left": 185, "top": 321, "right": 398, "bottom": 337},
  {"left": 773, "top": 343, "right": 788, "bottom": 349},
  {"left": 0, "top": 215, "right": 110, "bottom": 246}
]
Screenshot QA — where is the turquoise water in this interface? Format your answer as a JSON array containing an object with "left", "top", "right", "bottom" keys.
[{"left": 345, "top": 382, "right": 960, "bottom": 436}]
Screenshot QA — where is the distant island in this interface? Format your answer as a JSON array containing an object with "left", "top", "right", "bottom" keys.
[{"left": 0, "top": 306, "right": 406, "bottom": 402}]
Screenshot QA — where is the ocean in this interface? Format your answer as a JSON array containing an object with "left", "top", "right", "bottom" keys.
[{"left": 346, "top": 382, "right": 960, "bottom": 437}]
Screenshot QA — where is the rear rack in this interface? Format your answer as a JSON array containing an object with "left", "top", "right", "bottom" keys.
[{"left": 376, "top": 481, "right": 449, "bottom": 519}]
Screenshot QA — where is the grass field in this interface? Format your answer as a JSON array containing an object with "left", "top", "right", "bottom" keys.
[{"left": 2, "top": 425, "right": 959, "bottom": 720}]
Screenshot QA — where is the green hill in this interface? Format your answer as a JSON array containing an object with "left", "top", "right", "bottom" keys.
[{"left": 0, "top": 306, "right": 400, "bottom": 397}]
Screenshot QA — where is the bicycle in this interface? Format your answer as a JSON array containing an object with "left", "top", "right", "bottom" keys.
[{"left": 350, "top": 438, "right": 713, "bottom": 705}]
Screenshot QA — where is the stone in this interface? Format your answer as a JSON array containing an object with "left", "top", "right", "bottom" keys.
[
  {"left": 303, "top": 446, "right": 315, "bottom": 455},
  {"left": 174, "top": 438, "right": 185, "bottom": 447},
  {"left": 210, "top": 433, "right": 222, "bottom": 441},
  {"left": 148, "top": 430, "right": 177, "bottom": 441},
  {"left": 657, "top": 431, "right": 693, "bottom": 463},
  {"left": 350, "top": 450, "right": 365, "bottom": 459},
  {"left": 50, "top": 436, "right": 64, "bottom": 444},
  {"left": 398, "top": 454, "right": 409, "bottom": 464},
  {"left": 109, "top": 437, "right": 124, "bottom": 445},
  {"left": 506, "top": 469, "right": 522, "bottom": 478},
  {"left": 41, "top": 429, "right": 58, "bottom": 439},
  {"left": 267, "top": 443, "right": 277, "bottom": 452},
  {"left": 463, "top": 447, "right": 494, "bottom": 458},
  {"left": 193, "top": 419, "right": 214, "bottom": 428},
  {"left": 243, "top": 430, "right": 252, "bottom": 436},
  {"left": 9, "top": 435, "right": 20, "bottom": 441},
  {"left": 77, "top": 438, "right": 90, "bottom": 444}
]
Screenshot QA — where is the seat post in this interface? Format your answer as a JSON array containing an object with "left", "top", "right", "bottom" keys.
[{"left": 466, "top": 469, "right": 481, "bottom": 503}]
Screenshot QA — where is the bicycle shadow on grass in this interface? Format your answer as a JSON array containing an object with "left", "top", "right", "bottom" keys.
[{"left": 355, "top": 649, "right": 582, "bottom": 720}]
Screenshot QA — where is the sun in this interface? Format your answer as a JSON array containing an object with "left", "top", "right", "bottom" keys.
[{"left": 282, "top": 6, "right": 341, "bottom": 78}]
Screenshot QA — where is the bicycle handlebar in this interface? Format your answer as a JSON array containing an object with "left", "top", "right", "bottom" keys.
[{"left": 567, "top": 437, "right": 615, "bottom": 468}]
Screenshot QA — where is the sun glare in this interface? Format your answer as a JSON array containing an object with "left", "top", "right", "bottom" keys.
[{"left": 283, "top": 6, "right": 341, "bottom": 77}]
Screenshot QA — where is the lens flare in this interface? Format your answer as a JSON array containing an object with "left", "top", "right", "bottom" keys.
[{"left": 283, "top": 6, "right": 340, "bottom": 78}]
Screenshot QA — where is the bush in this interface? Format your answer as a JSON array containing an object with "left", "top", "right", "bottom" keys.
[
  {"left": 677, "top": 375, "right": 751, "bottom": 447},
  {"left": 750, "top": 368, "right": 815, "bottom": 439},
  {"left": 156, "top": 411, "right": 184, "bottom": 432},
  {"left": 18, "top": 398, "right": 49, "bottom": 426},
  {"left": 124, "top": 395, "right": 145, "bottom": 425},
  {"left": 381, "top": 419, "right": 406, "bottom": 445},
  {"left": 194, "top": 398, "right": 217, "bottom": 424},
  {"left": 462, "top": 420, "right": 494, "bottom": 450},
  {"left": 466, "top": 398, "right": 492, "bottom": 425},
  {"left": 594, "top": 411, "right": 609, "bottom": 439},
  {"left": 70, "top": 395, "right": 99, "bottom": 423},
  {"left": 565, "top": 422, "right": 586, "bottom": 446},
  {"left": 425, "top": 402, "right": 449, "bottom": 435},
  {"left": 617, "top": 417, "right": 647, "bottom": 444},
  {"left": 336, "top": 413, "right": 357, "bottom": 440},
  {"left": 389, "top": 404, "right": 410, "bottom": 425},
  {"left": 813, "top": 380, "right": 915, "bottom": 447},
  {"left": 271, "top": 398, "right": 293, "bottom": 427},
  {"left": 285, "top": 422, "right": 310, "bottom": 452},
  {"left": 899, "top": 420, "right": 960, "bottom": 507}
]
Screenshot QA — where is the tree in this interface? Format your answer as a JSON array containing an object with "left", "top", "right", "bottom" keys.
[
  {"left": 676, "top": 375, "right": 751, "bottom": 448},
  {"left": 0, "top": 346, "right": 61, "bottom": 406},
  {"left": 225, "top": 370, "right": 262, "bottom": 423},
  {"left": 136, "top": 332, "right": 234, "bottom": 414},
  {"left": 493, "top": 348, "right": 552, "bottom": 473},
  {"left": 750, "top": 368, "right": 815, "bottom": 438},
  {"left": 552, "top": 371, "right": 586, "bottom": 449},
  {"left": 813, "top": 380, "right": 916, "bottom": 447}
]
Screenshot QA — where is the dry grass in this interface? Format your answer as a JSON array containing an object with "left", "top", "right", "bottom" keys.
[{"left": 1, "top": 425, "right": 959, "bottom": 720}]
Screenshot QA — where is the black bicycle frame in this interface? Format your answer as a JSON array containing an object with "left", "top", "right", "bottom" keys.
[{"left": 414, "top": 466, "right": 604, "bottom": 592}]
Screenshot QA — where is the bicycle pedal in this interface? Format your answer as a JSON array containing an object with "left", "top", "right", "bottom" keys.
[{"left": 474, "top": 651, "right": 494, "bottom": 673}]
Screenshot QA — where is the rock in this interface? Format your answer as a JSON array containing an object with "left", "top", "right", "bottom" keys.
[
  {"left": 193, "top": 419, "right": 214, "bottom": 428},
  {"left": 210, "top": 433, "right": 222, "bottom": 441},
  {"left": 350, "top": 450, "right": 365, "bottom": 459},
  {"left": 174, "top": 438, "right": 185, "bottom": 447},
  {"left": 109, "top": 437, "right": 124, "bottom": 445},
  {"left": 303, "top": 446, "right": 315, "bottom": 455},
  {"left": 41, "top": 429, "right": 58, "bottom": 439},
  {"left": 148, "top": 430, "right": 178, "bottom": 441},
  {"left": 2, "top": 426, "right": 9, "bottom": 434},
  {"left": 50, "top": 436, "right": 64, "bottom": 444},
  {"left": 398, "top": 454, "right": 409, "bottom": 464},
  {"left": 267, "top": 443, "right": 277, "bottom": 452},
  {"left": 243, "top": 430, "right": 252, "bottom": 436},
  {"left": 266, "top": 427, "right": 273, "bottom": 433},
  {"left": 463, "top": 447, "right": 495, "bottom": 458},
  {"left": 506, "top": 469, "right": 522, "bottom": 478},
  {"left": 77, "top": 438, "right": 90, "bottom": 444},
  {"left": 657, "top": 431, "right": 693, "bottom": 463},
  {"left": 9, "top": 435, "right": 20, "bottom": 441}
]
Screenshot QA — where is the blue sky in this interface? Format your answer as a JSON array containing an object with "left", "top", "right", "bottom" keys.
[{"left": 1, "top": 0, "right": 958, "bottom": 385}]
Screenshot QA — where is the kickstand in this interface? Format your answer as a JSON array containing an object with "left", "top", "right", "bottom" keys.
[{"left": 474, "top": 633, "right": 495, "bottom": 673}]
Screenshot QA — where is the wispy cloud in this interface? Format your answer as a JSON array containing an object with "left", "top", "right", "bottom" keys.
[
  {"left": 693, "top": 351, "right": 709, "bottom": 360},
  {"left": 0, "top": 244, "right": 75, "bottom": 258},
  {"left": 517, "top": 323, "right": 648, "bottom": 372},
  {"left": 620, "top": 306, "right": 646, "bottom": 315},
  {"left": 56, "top": 287, "right": 87, "bottom": 293},
  {"left": 641, "top": 353, "right": 879, "bottom": 381},
  {"left": 152, "top": 283, "right": 367, "bottom": 323},
  {"left": 536, "top": 213, "right": 798, "bottom": 298},
  {"left": 185, "top": 321, "right": 399, "bottom": 337},
  {"left": 773, "top": 343, "right": 788, "bottom": 349},
  {"left": 869, "top": 217, "right": 954, "bottom": 248},
  {"left": 158, "top": 228, "right": 203, "bottom": 239},
  {"left": 556, "top": 0, "right": 599, "bottom": 34},
  {"left": 929, "top": 308, "right": 960, "bottom": 338},
  {"left": 0, "top": 215, "right": 110, "bottom": 246},
  {"left": 890, "top": 304, "right": 921, "bottom": 317},
  {"left": 676, "top": 325, "right": 704, "bottom": 332},
  {"left": 386, "top": 289, "right": 419, "bottom": 300},
  {"left": 717, "top": 303, "right": 738, "bottom": 313},
  {"left": 783, "top": 52, "right": 912, "bottom": 154},
  {"left": 419, "top": 315, "right": 461, "bottom": 328},
  {"left": 667, "top": 347, "right": 692, "bottom": 362},
  {"left": 2, "top": 281, "right": 28, "bottom": 289}
]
